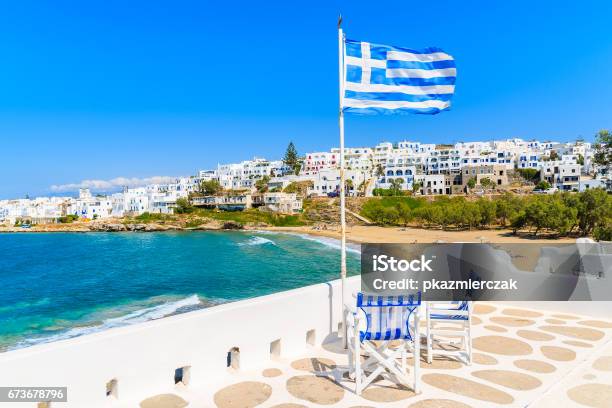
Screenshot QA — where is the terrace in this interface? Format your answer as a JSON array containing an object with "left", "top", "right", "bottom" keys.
[
  {"left": 139, "top": 303, "right": 612, "bottom": 408},
  {"left": 2, "top": 279, "right": 611, "bottom": 408}
]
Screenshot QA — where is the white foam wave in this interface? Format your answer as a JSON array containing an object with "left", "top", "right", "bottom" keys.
[
  {"left": 252, "top": 230, "right": 360, "bottom": 255},
  {"left": 295, "top": 234, "right": 361, "bottom": 255},
  {"left": 238, "top": 236, "right": 276, "bottom": 246},
  {"left": 12, "top": 295, "right": 202, "bottom": 350}
]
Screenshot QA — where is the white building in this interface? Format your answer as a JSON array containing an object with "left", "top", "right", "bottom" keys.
[
  {"left": 517, "top": 152, "right": 542, "bottom": 169},
  {"left": 414, "top": 174, "right": 448, "bottom": 195},
  {"left": 376, "top": 162, "right": 417, "bottom": 191},
  {"left": 303, "top": 152, "right": 337, "bottom": 175},
  {"left": 262, "top": 192, "right": 303, "bottom": 213},
  {"left": 540, "top": 160, "right": 581, "bottom": 191},
  {"left": 427, "top": 147, "right": 462, "bottom": 174},
  {"left": 216, "top": 158, "right": 288, "bottom": 190},
  {"left": 579, "top": 177, "right": 610, "bottom": 192},
  {"left": 308, "top": 169, "right": 366, "bottom": 197},
  {"left": 0, "top": 196, "right": 73, "bottom": 224},
  {"left": 67, "top": 189, "right": 113, "bottom": 220}
]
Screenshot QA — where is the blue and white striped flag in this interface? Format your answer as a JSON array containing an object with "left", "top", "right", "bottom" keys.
[{"left": 342, "top": 38, "right": 456, "bottom": 115}]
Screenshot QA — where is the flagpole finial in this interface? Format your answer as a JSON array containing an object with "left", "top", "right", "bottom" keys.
[{"left": 338, "top": 14, "right": 342, "bottom": 28}]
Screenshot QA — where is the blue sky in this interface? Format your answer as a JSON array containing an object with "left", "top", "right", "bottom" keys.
[{"left": 1, "top": 1, "right": 611, "bottom": 198}]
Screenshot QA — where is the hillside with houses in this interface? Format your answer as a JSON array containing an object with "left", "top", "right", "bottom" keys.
[{"left": 1, "top": 133, "right": 610, "bottom": 238}]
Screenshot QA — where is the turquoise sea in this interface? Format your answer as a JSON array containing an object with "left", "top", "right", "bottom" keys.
[{"left": 0, "top": 231, "right": 360, "bottom": 351}]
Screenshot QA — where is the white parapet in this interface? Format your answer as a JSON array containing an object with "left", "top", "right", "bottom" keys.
[{"left": 0, "top": 276, "right": 361, "bottom": 407}]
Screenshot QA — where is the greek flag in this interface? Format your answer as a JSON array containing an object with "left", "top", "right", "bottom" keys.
[{"left": 342, "top": 38, "right": 456, "bottom": 115}]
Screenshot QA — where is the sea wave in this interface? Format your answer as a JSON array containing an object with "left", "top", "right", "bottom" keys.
[
  {"left": 295, "top": 234, "right": 361, "bottom": 255},
  {"left": 11, "top": 295, "right": 203, "bottom": 350},
  {"left": 238, "top": 236, "right": 276, "bottom": 246},
  {"left": 253, "top": 230, "right": 360, "bottom": 255}
]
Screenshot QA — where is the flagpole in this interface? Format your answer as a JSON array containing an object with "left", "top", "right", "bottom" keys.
[{"left": 337, "top": 15, "right": 348, "bottom": 348}]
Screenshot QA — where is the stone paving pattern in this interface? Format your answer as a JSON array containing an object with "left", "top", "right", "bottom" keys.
[{"left": 139, "top": 303, "right": 612, "bottom": 408}]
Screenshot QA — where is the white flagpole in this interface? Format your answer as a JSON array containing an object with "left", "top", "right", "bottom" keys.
[{"left": 338, "top": 16, "right": 348, "bottom": 347}]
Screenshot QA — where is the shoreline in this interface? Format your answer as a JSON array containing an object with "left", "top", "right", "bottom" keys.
[
  {"left": 263, "top": 225, "right": 578, "bottom": 244},
  {"left": 1, "top": 222, "right": 579, "bottom": 243},
  {"left": 0, "top": 224, "right": 583, "bottom": 353}
]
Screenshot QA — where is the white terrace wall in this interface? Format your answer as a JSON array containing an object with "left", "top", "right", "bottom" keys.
[
  {"left": 0, "top": 277, "right": 361, "bottom": 408},
  {"left": 2, "top": 273, "right": 609, "bottom": 408}
]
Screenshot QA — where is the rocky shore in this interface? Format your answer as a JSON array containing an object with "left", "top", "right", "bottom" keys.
[
  {"left": 0, "top": 219, "right": 246, "bottom": 233},
  {"left": 0, "top": 218, "right": 578, "bottom": 243}
]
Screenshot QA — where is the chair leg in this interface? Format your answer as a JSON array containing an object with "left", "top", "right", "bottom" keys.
[
  {"left": 425, "top": 316, "right": 433, "bottom": 364},
  {"left": 467, "top": 322, "right": 473, "bottom": 365},
  {"left": 348, "top": 340, "right": 355, "bottom": 378},
  {"left": 354, "top": 331, "right": 362, "bottom": 394},
  {"left": 414, "top": 311, "right": 421, "bottom": 393}
]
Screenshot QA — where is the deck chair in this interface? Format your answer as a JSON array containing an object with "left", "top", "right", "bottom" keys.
[
  {"left": 425, "top": 301, "right": 472, "bottom": 365},
  {"left": 346, "top": 292, "right": 421, "bottom": 395}
]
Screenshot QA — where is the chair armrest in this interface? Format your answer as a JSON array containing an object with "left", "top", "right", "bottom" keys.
[
  {"left": 344, "top": 302, "right": 358, "bottom": 315},
  {"left": 345, "top": 307, "right": 363, "bottom": 329}
]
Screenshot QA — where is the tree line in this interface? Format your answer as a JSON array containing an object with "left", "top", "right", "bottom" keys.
[{"left": 360, "top": 189, "right": 611, "bottom": 240}]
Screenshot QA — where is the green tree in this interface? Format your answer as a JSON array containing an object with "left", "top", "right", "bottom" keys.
[
  {"left": 396, "top": 202, "right": 413, "bottom": 226},
  {"left": 561, "top": 193, "right": 581, "bottom": 234},
  {"left": 594, "top": 224, "right": 612, "bottom": 241},
  {"left": 517, "top": 168, "right": 540, "bottom": 183},
  {"left": 480, "top": 177, "right": 492, "bottom": 189},
  {"left": 594, "top": 129, "right": 611, "bottom": 173},
  {"left": 545, "top": 195, "right": 577, "bottom": 236},
  {"left": 461, "top": 201, "right": 481, "bottom": 230},
  {"left": 467, "top": 177, "right": 476, "bottom": 189},
  {"left": 357, "top": 180, "right": 366, "bottom": 196},
  {"left": 382, "top": 206, "right": 400, "bottom": 224},
  {"left": 496, "top": 192, "right": 521, "bottom": 226},
  {"left": 549, "top": 150, "right": 559, "bottom": 161},
  {"left": 389, "top": 178, "right": 403, "bottom": 195},
  {"left": 535, "top": 180, "right": 551, "bottom": 190},
  {"left": 345, "top": 178, "right": 354, "bottom": 194},
  {"left": 283, "top": 142, "right": 300, "bottom": 174},
  {"left": 199, "top": 180, "right": 222, "bottom": 195},
  {"left": 577, "top": 154, "right": 585, "bottom": 166},
  {"left": 174, "top": 197, "right": 194, "bottom": 214},
  {"left": 412, "top": 181, "right": 422, "bottom": 194},
  {"left": 255, "top": 176, "right": 270, "bottom": 193},
  {"left": 375, "top": 164, "right": 385, "bottom": 178},
  {"left": 577, "top": 188, "right": 610, "bottom": 236},
  {"left": 477, "top": 198, "right": 496, "bottom": 227},
  {"left": 367, "top": 202, "right": 400, "bottom": 225},
  {"left": 523, "top": 197, "right": 549, "bottom": 235}
]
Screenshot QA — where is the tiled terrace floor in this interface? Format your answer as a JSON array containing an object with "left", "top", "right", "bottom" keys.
[{"left": 139, "top": 303, "right": 612, "bottom": 408}]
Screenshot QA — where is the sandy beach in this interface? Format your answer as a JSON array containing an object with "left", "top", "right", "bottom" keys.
[
  {"left": 1, "top": 218, "right": 581, "bottom": 244},
  {"left": 266, "top": 225, "right": 577, "bottom": 244}
]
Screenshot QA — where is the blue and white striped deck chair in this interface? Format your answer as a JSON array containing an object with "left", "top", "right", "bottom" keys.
[
  {"left": 347, "top": 292, "right": 421, "bottom": 395},
  {"left": 425, "top": 301, "right": 472, "bottom": 365}
]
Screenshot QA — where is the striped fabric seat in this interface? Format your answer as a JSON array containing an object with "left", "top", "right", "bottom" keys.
[
  {"left": 429, "top": 301, "right": 469, "bottom": 320},
  {"left": 356, "top": 293, "right": 421, "bottom": 342},
  {"left": 348, "top": 292, "right": 422, "bottom": 395}
]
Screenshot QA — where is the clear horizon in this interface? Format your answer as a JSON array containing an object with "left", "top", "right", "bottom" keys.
[{"left": 1, "top": 1, "right": 611, "bottom": 199}]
